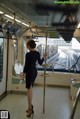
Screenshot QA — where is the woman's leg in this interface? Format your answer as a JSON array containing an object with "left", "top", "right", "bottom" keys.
[
  {"left": 27, "top": 86, "right": 32, "bottom": 109},
  {"left": 27, "top": 86, "right": 34, "bottom": 117}
]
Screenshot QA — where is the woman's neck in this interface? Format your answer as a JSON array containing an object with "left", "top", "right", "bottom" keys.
[{"left": 30, "top": 48, "right": 35, "bottom": 51}]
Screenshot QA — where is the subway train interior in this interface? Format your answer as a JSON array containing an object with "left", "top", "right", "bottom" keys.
[{"left": 0, "top": 0, "right": 80, "bottom": 119}]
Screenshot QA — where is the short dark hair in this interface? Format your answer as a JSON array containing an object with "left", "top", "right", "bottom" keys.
[{"left": 27, "top": 40, "right": 36, "bottom": 48}]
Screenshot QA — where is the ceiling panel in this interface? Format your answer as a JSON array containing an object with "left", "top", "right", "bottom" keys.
[
  {"left": 0, "top": 1, "right": 79, "bottom": 26},
  {"left": 0, "top": 0, "right": 80, "bottom": 41},
  {"left": 13, "top": 2, "right": 38, "bottom": 16}
]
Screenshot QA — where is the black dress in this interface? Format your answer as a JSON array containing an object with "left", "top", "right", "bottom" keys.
[{"left": 23, "top": 51, "right": 44, "bottom": 89}]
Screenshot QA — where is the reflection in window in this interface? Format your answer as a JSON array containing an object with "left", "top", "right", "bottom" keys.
[
  {"left": 0, "top": 38, "right": 3, "bottom": 82},
  {"left": 23, "top": 37, "right": 80, "bottom": 73}
]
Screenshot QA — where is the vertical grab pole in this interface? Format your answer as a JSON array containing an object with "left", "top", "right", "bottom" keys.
[{"left": 43, "top": 31, "right": 47, "bottom": 114}]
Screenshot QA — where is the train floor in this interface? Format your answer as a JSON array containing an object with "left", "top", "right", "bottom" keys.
[{"left": 0, "top": 87, "right": 80, "bottom": 119}]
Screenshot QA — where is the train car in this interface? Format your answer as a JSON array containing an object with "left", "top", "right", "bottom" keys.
[{"left": 0, "top": 1, "right": 80, "bottom": 119}]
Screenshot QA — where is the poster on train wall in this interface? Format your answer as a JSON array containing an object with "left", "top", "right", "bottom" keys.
[{"left": 14, "top": 60, "right": 23, "bottom": 75}]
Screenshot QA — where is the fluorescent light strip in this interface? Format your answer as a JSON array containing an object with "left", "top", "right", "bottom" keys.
[
  {"left": 15, "top": 19, "right": 21, "bottom": 23},
  {"left": 5, "top": 14, "right": 14, "bottom": 19},
  {"left": 5, "top": 15, "right": 21, "bottom": 23},
  {"left": 0, "top": 11, "right": 4, "bottom": 14},
  {"left": 5, "top": 14, "right": 29, "bottom": 27},
  {"left": 22, "top": 22, "right": 29, "bottom": 27}
]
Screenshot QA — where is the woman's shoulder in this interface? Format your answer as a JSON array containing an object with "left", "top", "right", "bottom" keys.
[
  {"left": 25, "top": 52, "right": 30, "bottom": 57},
  {"left": 26, "top": 52, "right": 29, "bottom": 55},
  {"left": 30, "top": 50, "right": 39, "bottom": 54},
  {"left": 34, "top": 50, "right": 39, "bottom": 53},
  {"left": 26, "top": 51, "right": 40, "bottom": 56},
  {"left": 34, "top": 51, "right": 40, "bottom": 55}
]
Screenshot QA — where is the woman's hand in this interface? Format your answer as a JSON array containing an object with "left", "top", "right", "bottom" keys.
[
  {"left": 20, "top": 73, "right": 25, "bottom": 80},
  {"left": 43, "top": 52, "right": 47, "bottom": 58}
]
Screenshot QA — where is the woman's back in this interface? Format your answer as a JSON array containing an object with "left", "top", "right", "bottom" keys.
[{"left": 23, "top": 51, "right": 44, "bottom": 73}]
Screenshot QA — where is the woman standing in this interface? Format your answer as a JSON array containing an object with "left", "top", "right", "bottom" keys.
[{"left": 21, "top": 40, "right": 46, "bottom": 117}]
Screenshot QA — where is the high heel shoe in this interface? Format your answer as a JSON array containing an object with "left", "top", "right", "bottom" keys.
[
  {"left": 27, "top": 109, "right": 34, "bottom": 117},
  {"left": 26, "top": 104, "right": 33, "bottom": 113}
]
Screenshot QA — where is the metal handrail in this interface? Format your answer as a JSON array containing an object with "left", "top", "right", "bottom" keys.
[
  {"left": 69, "top": 56, "right": 80, "bottom": 72},
  {"left": 70, "top": 88, "right": 80, "bottom": 119},
  {"left": 70, "top": 56, "right": 80, "bottom": 119}
]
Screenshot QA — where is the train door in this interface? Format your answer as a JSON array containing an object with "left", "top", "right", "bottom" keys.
[{"left": 0, "top": 39, "right": 7, "bottom": 96}]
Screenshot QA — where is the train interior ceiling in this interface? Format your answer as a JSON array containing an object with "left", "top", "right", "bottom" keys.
[{"left": 0, "top": 0, "right": 80, "bottom": 119}]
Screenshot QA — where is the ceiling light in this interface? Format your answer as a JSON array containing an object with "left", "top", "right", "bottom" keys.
[
  {"left": 22, "top": 22, "right": 29, "bottom": 27},
  {"left": 5, "top": 14, "right": 29, "bottom": 27},
  {"left": 15, "top": 19, "right": 21, "bottom": 23},
  {"left": 0, "top": 11, "right": 4, "bottom": 14},
  {"left": 5, "top": 14, "right": 14, "bottom": 19}
]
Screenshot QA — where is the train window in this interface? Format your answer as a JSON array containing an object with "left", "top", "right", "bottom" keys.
[
  {"left": 23, "top": 37, "right": 80, "bottom": 73},
  {"left": 0, "top": 38, "right": 3, "bottom": 82}
]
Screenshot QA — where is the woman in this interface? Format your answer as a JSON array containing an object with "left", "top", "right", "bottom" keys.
[{"left": 21, "top": 40, "right": 46, "bottom": 117}]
